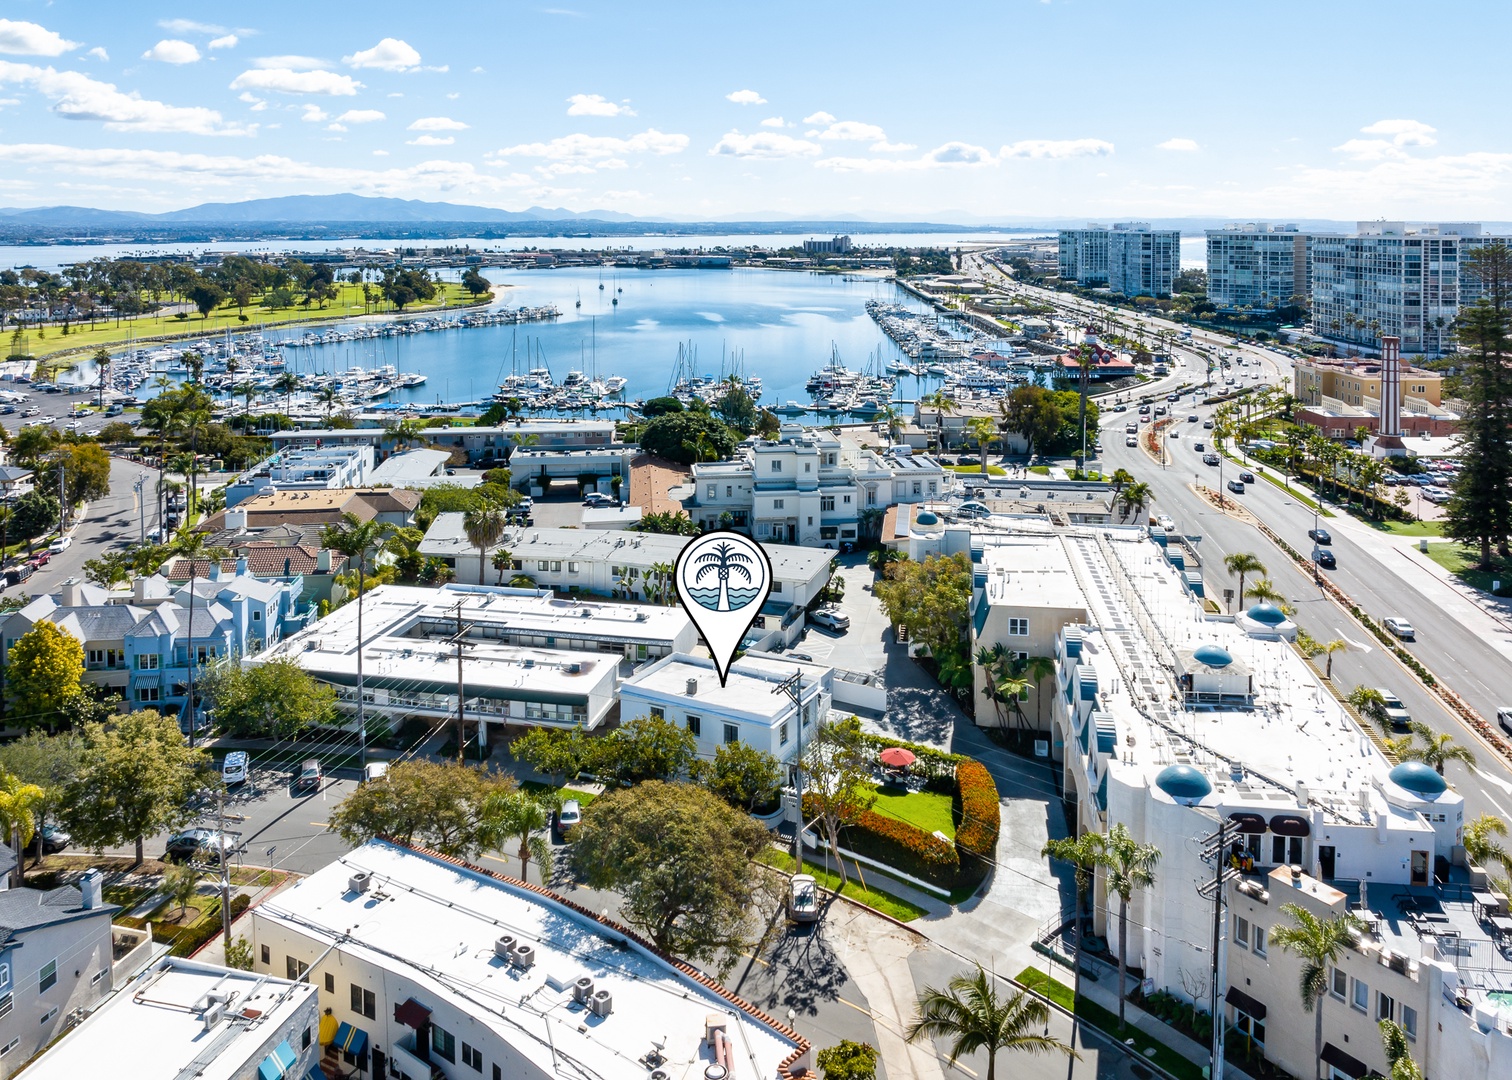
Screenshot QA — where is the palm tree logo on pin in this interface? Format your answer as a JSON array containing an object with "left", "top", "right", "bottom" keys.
[{"left": 674, "top": 531, "right": 773, "bottom": 685}]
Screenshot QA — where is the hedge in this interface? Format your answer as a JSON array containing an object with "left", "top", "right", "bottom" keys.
[{"left": 954, "top": 760, "right": 1000, "bottom": 864}]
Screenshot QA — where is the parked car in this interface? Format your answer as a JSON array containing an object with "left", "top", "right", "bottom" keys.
[
  {"left": 1308, "top": 528, "right": 1332, "bottom": 545},
  {"left": 810, "top": 608, "right": 851, "bottom": 631},
  {"left": 554, "top": 798, "right": 582, "bottom": 841},
  {"left": 785, "top": 652, "right": 814, "bottom": 663},
  {"left": 1203, "top": 453, "right": 1221, "bottom": 466},
  {"left": 1383, "top": 617, "right": 1416, "bottom": 641},
  {"left": 294, "top": 758, "right": 323, "bottom": 793},
  {"left": 27, "top": 824, "right": 70, "bottom": 855},
  {"left": 582, "top": 493, "right": 620, "bottom": 508},
  {"left": 165, "top": 828, "right": 231, "bottom": 864},
  {"left": 1238, "top": 470, "right": 1255, "bottom": 484},
  {"left": 1373, "top": 689, "right": 1413, "bottom": 731},
  {"left": 788, "top": 873, "right": 820, "bottom": 924},
  {"left": 1226, "top": 479, "right": 1246, "bottom": 494},
  {"left": 362, "top": 762, "right": 389, "bottom": 784},
  {"left": 221, "top": 751, "right": 249, "bottom": 788},
  {"left": 1499, "top": 707, "right": 1512, "bottom": 737},
  {"left": 1313, "top": 547, "right": 1336, "bottom": 569}
]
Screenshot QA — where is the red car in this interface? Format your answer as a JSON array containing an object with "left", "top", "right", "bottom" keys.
[{"left": 29, "top": 552, "right": 50, "bottom": 568}]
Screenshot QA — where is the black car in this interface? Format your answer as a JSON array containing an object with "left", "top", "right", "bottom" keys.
[
  {"left": 1314, "top": 548, "right": 1336, "bottom": 569},
  {"left": 164, "top": 829, "right": 230, "bottom": 864},
  {"left": 1307, "top": 528, "right": 1332, "bottom": 545}
]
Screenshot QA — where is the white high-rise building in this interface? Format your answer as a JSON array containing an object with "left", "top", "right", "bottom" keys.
[
  {"left": 1058, "top": 222, "right": 1180, "bottom": 297},
  {"left": 1205, "top": 223, "right": 1309, "bottom": 311}
]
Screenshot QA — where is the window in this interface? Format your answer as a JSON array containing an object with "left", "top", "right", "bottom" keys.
[
  {"left": 1253, "top": 926, "right": 1267, "bottom": 957},
  {"left": 137, "top": 654, "right": 159, "bottom": 670},
  {"left": 1402, "top": 1004, "right": 1417, "bottom": 1041},
  {"left": 350, "top": 984, "right": 376, "bottom": 1020},
  {"left": 538, "top": 560, "right": 551, "bottom": 571},
  {"left": 1377, "top": 991, "right": 1394, "bottom": 1023},
  {"left": 260, "top": 944, "right": 270, "bottom": 965},
  {"left": 1007, "top": 618, "right": 1029, "bottom": 636},
  {"left": 324, "top": 973, "right": 334, "bottom": 993},
  {"left": 568, "top": 561, "right": 579, "bottom": 574},
  {"left": 726, "top": 486, "right": 733, "bottom": 498},
  {"left": 1330, "top": 967, "right": 1347, "bottom": 1000},
  {"left": 286, "top": 956, "right": 308, "bottom": 981},
  {"left": 773, "top": 499, "right": 785, "bottom": 510},
  {"left": 912, "top": 482, "right": 922, "bottom": 496},
  {"left": 686, "top": 715, "right": 701, "bottom": 737},
  {"left": 927, "top": 481, "right": 937, "bottom": 495},
  {"left": 843, "top": 494, "right": 852, "bottom": 505},
  {"left": 772, "top": 461, "right": 782, "bottom": 473},
  {"left": 0, "top": 1039, "right": 16, "bottom": 1056},
  {"left": 551, "top": 561, "right": 562, "bottom": 572},
  {"left": 137, "top": 686, "right": 160, "bottom": 703},
  {"left": 88, "top": 649, "right": 104, "bottom": 666},
  {"left": 780, "top": 721, "right": 790, "bottom": 745},
  {"left": 39, "top": 959, "right": 56, "bottom": 993},
  {"left": 821, "top": 496, "right": 835, "bottom": 512},
  {"left": 0, "top": 994, "right": 12, "bottom": 1019},
  {"left": 723, "top": 723, "right": 739, "bottom": 745},
  {"left": 462, "top": 1043, "right": 483, "bottom": 1071},
  {"left": 805, "top": 462, "right": 811, "bottom": 473},
  {"left": 303, "top": 1028, "right": 312, "bottom": 1050},
  {"left": 39, "top": 1007, "right": 56, "bottom": 1026},
  {"left": 494, "top": 1066, "right": 503, "bottom": 1080},
  {"left": 1234, "top": 916, "right": 1250, "bottom": 949},
  {"left": 807, "top": 517, "right": 814, "bottom": 526},
  {"left": 91, "top": 969, "right": 106, "bottom": 987},
  {"left": 432, "top": 1024, "right": 456, "bottom": 1063},
  {"left": 251, "top": 610, "right": 261, "bottom": 622},
  {"left": 1232, "top": 1009, "right": 1265, "bottom": 1048},
  {"left": 650, "top": 706, "right": 664, "bottom": 721},
  {"left": 1352, "top": 977, "right": 1369, "bottom": 1012},
  {"left": 707, "top": 485, "right": 717, "bottom": 499}
]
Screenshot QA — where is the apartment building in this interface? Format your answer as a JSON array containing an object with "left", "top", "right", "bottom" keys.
[
  {"left": 269, "top": 419, "right": 619, "bottom": 465},
  {"left": 1205, "top": 223, "right": 1309, "bottom": 311},
  {"left": 1058, "top": 223, "right": 1180, "bottom": 297},
  {"left": 1293, "top": 355, "right": 1444, "bottom": 412},
  {"left": 224, "top": 444, "right": 374, "bottom": 508}
]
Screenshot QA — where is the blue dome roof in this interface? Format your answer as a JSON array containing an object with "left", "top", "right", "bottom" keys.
[
  {"left": 915, "top": 510, "right": 939, "bottom": 526},
  {"left": 1193, "top": 643, "right": 1233, "bottom": 668},
  {"left": 1155, "top": 764, "right": 1213, "bottom": 802},
  {"left": 1389, "top": 761, "right": 1448, "bottom": 797},
  {"left": 1246, "top": 602, "right": 1287, "bottom": 626}
]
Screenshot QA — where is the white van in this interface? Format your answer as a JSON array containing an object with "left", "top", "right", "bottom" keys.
[
  {"left": 221, "top": 751, "right": 249, "bottom": 787},
  {"left": 1499, "top": 708, "right": 1512, "bottom": 737}
]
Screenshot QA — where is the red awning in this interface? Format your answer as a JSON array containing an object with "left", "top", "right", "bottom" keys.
[{"left": 394, "top": 997, "right": 431, "bottom": 1029}]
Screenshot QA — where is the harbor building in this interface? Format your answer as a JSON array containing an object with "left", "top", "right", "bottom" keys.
[
  {"left": 619, "top": 652, "right": 832, "bottom": 763},
  {"left": 24, "top": 957, "right": 320, "bottom": 1080},
  {"left": 1058, "top": 223, "right": 1180, "bottom": 297},
  {"left": 224, "top": 444, "right": 374, "bottom": 508},
  {"left": 1204, "top": 223, "right": 1309, "bottom": 311},
  {"left": 268, "top": 419, "right": 620, "bottom": 466},
  {"left": 248, "top": 839, "right": 811, "bottom": 1080},
  {"left": 680, "top": 425, "right": 946, "bottom": 548}
]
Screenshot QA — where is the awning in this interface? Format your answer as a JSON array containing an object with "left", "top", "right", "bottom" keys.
[
  {"left": 333, "top": 1022, "right": 369, "bottom": 1056},
  {"left": 1228, "top": 812, "right": 1268, "bottom": 835},
  {"left": 1224, "top": 986, "right": 1267, "bottom": 1020},
  {"left": 1270, "top": 814, "right": 1311, "bottom": 837},
  {"left": 394, "top": 996, "right": 432, "bottom": 1029},
  {"left": 257, "top": 1041, "right": 298, "bottom": 1080},
  {"left": 318, "top": 1011, "right": 339, "bottom": 1046},
  {"left": 1320, "top": 1043, "right": 1369, "bottom": 1079}
]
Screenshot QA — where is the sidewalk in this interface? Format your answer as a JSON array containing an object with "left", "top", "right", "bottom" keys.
[{"left": 1075, "top": 971, "right": 1258, "bottom": 1080}]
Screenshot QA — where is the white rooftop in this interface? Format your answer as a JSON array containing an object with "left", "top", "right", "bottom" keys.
[
  {"left": 258, "top": 841, "right": 807, "bottom": 1080},
  {"left": 26, "top": 957, "right": 317, "bottom": 1080},
  {"left": 369, "top": 448, "right": 472, "bottom": 488},
  {"left": 624, "top": 652, "right": 828, "bottom": 720},
  {"left": 979, "top": 533, "right": 1087, "bottom": 609}
]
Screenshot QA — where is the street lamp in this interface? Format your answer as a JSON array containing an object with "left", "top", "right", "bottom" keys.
[{"left": 133, "top": 473, "right": 148, "bottom": 544}]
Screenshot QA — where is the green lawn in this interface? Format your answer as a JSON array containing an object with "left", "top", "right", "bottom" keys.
[
  {"left": 1423, "top": 542, "right": 1512, "bottom": 596},
  {"left": 521, "top": 781, "right": 598, "bottom": 807},
  {"left": 946, "top": 463, "right": 1007, "bottom": 476},
  {"left": 760, "top": 848, "right": 927, "bottom": 922},
  {"left": 1027, "top": 465, "right": 1051, "bottom": 475},
  {"left": 866, "top": 784, "right": 955, "bottom": 839},
  {"left": 1369, "top": 518, "right": 1443, "bottom": 537}
]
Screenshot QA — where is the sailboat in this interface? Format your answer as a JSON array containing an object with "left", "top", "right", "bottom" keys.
[
  {"left": 575, "top": 289, "right": 581, "bottom": 310},
  {"left": 611, "top": 274, "right": 620, "bottom": 305},
  {"left": 598, "top": 271, "right": 605, "bottom": 291}
]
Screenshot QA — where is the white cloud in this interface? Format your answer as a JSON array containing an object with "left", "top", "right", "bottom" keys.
[
  {"left": 343, "top": 38, "right": 422, "bottom": 72},
  {"left": 326, "top": 123, "right": 346, "bottom": 132},
  {"left": 406, "top": 134, "right": 454, "bottom": 146},
  {"left": 566, "top": 93, "right": 634, "bottom": 117},
  {"left": 1334, "top": 138, "right": 1403, "bottom": 162},
  {"left": 335, "top": 109, "right": 385, "bottom": 124},
  {"left": 802, "top": 111, "right": 835, "bottom": 126},
  {"left": 408, "top": 116, "right": 468, "bottom": 131},
  {"left": 250, "top": 55, "right": 329, "bottom": 70},
  {"left": 158, "top": 19, "right": 227, "bottom": 35},
  {"left": 230, "top": 68, "right": 361, "bottom": 95},
  {"left": 870, "top": 140, "right": 916, "bottom": 152},
  {"left": 0, "top": 20, "right": 79, "bottom": 57},
  {"left": 86, "top": 47, "right": 108, "bottom": 62},
  {"left": 142, "top": 40, "right": 201, "bottom": 65},
  {"left": 711, "top": 130, "right": 821, "bottom": 159},
  {"left": 372, "top": 149, "right": 389, "bottom": 156},
  {"left": 725, "top": 89, "right": 766, "bottom": 105},
  {"left": 0, "top": 61, "right": 250, "bottom": 135},
  {"left": 1157, "top": 137, "right": 1199, "bottom": 152},
  {"left": 1361, "top": 118, "right": 1437, "bottom": 148},
  {"left": 208, "top": 35, "right": 239, "bottom": 50},
  {"left": 812, "top": 120, "right": 886, "bottom": 142},
  {"left": 499, "top": 128, "right": 689, "bottom": 168},
  {"left": 300, "top": 105, "right": 329, "bottom": 123},
  {"left": 238, "top": 91, "right": 267, "bottom": 112},
  {"left": 759, "top": 116, "right": 786, "bottom": 128},
  {"left": 1001, "top": 138, "right": 1114, "bottom": 159},
  {"left": 816, "top": 140, "right": 995, "bottom": 172}
]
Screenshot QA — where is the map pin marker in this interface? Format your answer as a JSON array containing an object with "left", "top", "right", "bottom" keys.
[{"left": 674, "top": 530, "right": 774, "bottom": 686}]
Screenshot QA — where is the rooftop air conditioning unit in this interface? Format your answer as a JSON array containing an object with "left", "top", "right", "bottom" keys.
[
  {"left": 494, "top": 935, "right": 517, "bottom": 960},
  {"left": 589, "top": 989, "right": 613, "bottom": 1017},
  {"left": 573, "top": 976, "right": 595, "bottom": 1004},
  {"left": 202, "top": 1004, "right": 225, "bottom": 1032},
  {"left": 348, "top": 871, "right": 372, "bottom": 894},
  {"left": 566, "top": 663, "right": 582, "bottom": 674},
  {"left": 511, "top": 944, "right": 535, "bottom": 970}
]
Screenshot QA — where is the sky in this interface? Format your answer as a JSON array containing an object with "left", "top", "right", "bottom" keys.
[{"left": 0, "top": 1, "right": 1510, "bottom": 222}]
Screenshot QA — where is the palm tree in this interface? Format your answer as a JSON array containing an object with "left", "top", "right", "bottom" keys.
[
  {"left": 0, "top": 771, "right": 44, "bottom": 887},
  {"left": 1021, "top": 655, "right": 1056, "bottom": 730},
  {"left": 1271, "top": 903, "right": 1364, "bottom": 1080},
  {"left": 966, "top": 415, "right": 997, "bottom": 475},
  {"left": 995, "top": 671, "right": 1030, "bottom": 729},
  {"left": 877, "top": 403, "right": 906, "bottom": 445},
  {"left": 317, "top": 385, "right": 340, "bottom": 422},
  {"left": 172, "top": 527, "right": 212, "bottom": 747},
  {"left": 1398, "top": 721, "right": 1476, "bottom": 776},
  {"left": 1462, "top": 814, "right": 1512, "bottom": 880},
  {"left": 1100, "top": 823, "right": 1160, "bottom": 1025},
  {"left": 1245, "top": 579, "right": 1284, "bottom": 605},
  {"left": 648, "top": 561, "right": 676, "bottom": 605},
  {"left": 274, "top": 371, "right": 300, "bottom": 416},
  {"left": 1109, "top": 468, "right": 1133, "bottom": 497},
  {"left": 462, "top": 505, "right": 507, "bottom": 586},
  {"left": 1042, "top": 832, "right": 1105, "bottom": 1052},
  {"left": 1347, "top": 686, "right": 1388, "bottom": 728},
  {"left": 491, "top": 547, "right": 513, "bottom": 586},
  {"left": 906, "top": 966, "right": 1077, "bottom": 1080},
  {"left": 1223, "top": 552, "right": 1267, "bottom": 612},
  {"left": 321, "top": 513, "right": 396, "bottom": 770},
  {"left": 480, "top": 790, "right": 554, "bottom": 880},
  {"left": 1118, "top": 481, "right": 1152, "bottom": 523},
  {"left": 1379, "top": 1019, "right": 1423, "bottom": 1080},
  {"left": 922, "top": 389, "right": 957, "bottom": 450},
  {"left": 1319, "top": 638, "right": 1347, "bottom": 680}
]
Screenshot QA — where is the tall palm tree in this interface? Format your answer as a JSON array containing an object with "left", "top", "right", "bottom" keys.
[
  {"left": 172, "top": 528, "right": 212, "bottom": 747},
  {"left": 877, "top": 403, "right": 906, "bottom": 445},
  {"left": 0, "top": 771, "right": 44, "bottom": 887},
  {"left": 1099, "top": 822, "right": 1160, "bottom": 1025},
  {"left": 1462, "top": 814, "right": 1512, "bottom": 880},
  {"left": 922, "top": 389, "right": 957, "bottom": 450},
  {"left": 491, "top": 547, "right": 514, "bottom": 586},
  {"left": 1245, "top": 579, "right": 1285, "bottom": 605},
  {"left": 275, "top": 371, "right": 300, "bottom": 416},
  {"left": 1271, "top": 903, "right": 1364, "bottom": 1080},
  {"left": 648, "top": 561, "right": 676, "bottom": 605},
  {"left": 480, "top": 790, "right": 554, "bottom": 879},
  {"left": 1042, "top": 832, "right": 1105, "bottom": 1053},
  {"left": 317, "top": 385, "right": 340, "bottom": 422},
  {"left": 1021, "top": 655, "right": 1056, "bottom": 730},
  {"left": 1118, "top": 481, "right": 1152, "bottom": 523},
  {"left": 966, "top": 415, "right": 997, "bottom": 475},
  {"left": 1223, "top": 552, "right": 1267, "bottom": 612},
  {"left": 321, "top": 513, "right": 395, "bottom": 771},
  {"left": 906, "top": 966, "right": 1077, "bottom": 1080},
  {"left": 462, "top": 505, "right": 507, "bottom": 586},
  {"left": 1319, "top": 638, "right": 1347, "bottom": 680},
  {"left": 1398, "top": 722, "right": 1476, "bottom": 776}
]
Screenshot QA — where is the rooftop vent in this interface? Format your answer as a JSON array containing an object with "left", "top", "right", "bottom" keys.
[
  {"left": 686, "top": 678, "right": 699, "bottom": 696},
  {"left": 348, "top": 871, "right": 372, "bottom": 895}
]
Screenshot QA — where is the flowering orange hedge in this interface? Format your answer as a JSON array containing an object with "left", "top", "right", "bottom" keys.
[{"left": 954, "top": 760, "right": 1000, "bottom": 862}]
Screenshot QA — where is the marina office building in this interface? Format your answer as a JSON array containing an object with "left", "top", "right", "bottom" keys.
[
  {"left": 268, "top": 419, "right": 620, "bottom": 465},
  {"left": 1204, "top": 223, "right": 1309, "bottom": 311},
  {"left": 1057, "top": 223, "right": 1180, "bottom": 298}
]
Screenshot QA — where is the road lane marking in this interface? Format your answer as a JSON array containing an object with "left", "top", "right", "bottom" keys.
[{"left": 1336, "top": 629, "right": 1372, "bottom": 653}]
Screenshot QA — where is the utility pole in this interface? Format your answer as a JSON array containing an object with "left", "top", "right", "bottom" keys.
[
  {"left": 57, "top": 463, "right": 65, "bottom": 533},
  {"left": 455, "top": 601, "right": 466, "bottom": 763},
  {"left": 134, "top": 473, "right": 148, "bottom": 544},
  {"left": 1198, "top": 819, "right": 1240, "bottom": 1080},
  {"left": 772, "top": 670, "right": 805, "bottom": 874},
  {"left": 218, "top": 789, "right": 232, "bottom": 950}
]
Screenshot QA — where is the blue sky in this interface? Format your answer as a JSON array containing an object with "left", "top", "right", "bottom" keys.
[{"left": 0, "top": 0, "right": 1508, "bottom": 220}]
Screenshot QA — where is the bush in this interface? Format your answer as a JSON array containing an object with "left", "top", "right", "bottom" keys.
[{"left": 954, "top": 760, "right": 1000, "bottom": 865}]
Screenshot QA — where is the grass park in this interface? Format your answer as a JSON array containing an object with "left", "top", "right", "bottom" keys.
[{"left": 1423, "top": 541, "right": 1512, "bottom": 596}]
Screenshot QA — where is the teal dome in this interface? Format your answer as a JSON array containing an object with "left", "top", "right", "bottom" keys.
[
  {"left": 1193, "top": 643, "right": 1233, "bottom": 668},
  {"left": 915, "top": 510, "right": 940, "bottom": 526},
  {"left": 1247, "top": 602, "right": 1287, "bottom": 627},
  {"left": 1389, "top": 761, "right": 1448, "bottom": 798},
  {"left": 1155, "top": 764, "right": 1212, "bottom": 802}
]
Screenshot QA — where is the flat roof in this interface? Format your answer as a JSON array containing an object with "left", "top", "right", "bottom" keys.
[
  {"left": 979, "top": 533, "right": 1089, "bottom": 610},
  {"left": 623, "top": 653, "right": 828, "bottom": 720},
  {"left": 26, "top": 957, "right": 317, "bottom": 1080},
  {"left": 368, "top": 448, "right": 453, "bottom": 485},
  {"left": 256, "top": 841, "right": 806, "bottom": 1080}
]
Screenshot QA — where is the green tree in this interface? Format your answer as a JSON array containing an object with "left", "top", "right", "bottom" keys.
[
  {"left": 0, "top": 771, "right": 44, "bottom": 887},
  {"left": 873, "top": 553, "right": 972, "bottom": 669},
  {"left": 1118, "top": 481, "right": 1152, "bottom": 523},
  {"left": 704, "top": 741, "right": 781, "bottom": 812},
  {"left": 998, "top": 385, "right": 1061, "bottom": 458},
  {"left": 163, "top": 861, "right": 202, "bottom": 918},
  {"left": 906, "top": 967, "right": 1077, "bottom": 1080},
  {"left": 595, "top": 714, "right": 698, "bottom": 785},
  {"left": 460, "top": 267, "right": 492, "bottom": 297},
  {"left": 965, "top": 415, "right": 997, "bottom": 474},
  {"left": 224, "top": 936, "right": 255, "bottom": 971},
  {"left": 185, "top": 278, "right": 226, "bottom": 319},
  {"left": 637, "top": 411, "right": 739, "bottom": 465},
  {"left": 197, "top": 656, "right": 338, "bottom": 739},
  {"left": 1379, "top": 1019, "right": 1422, "bottom": 1080},
  {"left": 1462, "top": 814, "right": 1512, "bottom": 881},
  {"left": 1319, "top": 638, "right": 1347, "bottom": 680},
  {"left": 1271, "top": 902, "right": 1365, "bottom": 1080},
  {"left": 1100, "top": 822, "right": 1160, "bottom": 1025},
  {"left": 816, "top": 1041, "right": 878, "bottom": 1080},
  {"left": 802, "top": 719, "right": 876, "bottom": 888},
  {"left": 634, "top": 511, "right": 701, "bottom": 536},
  {"left": 478, "top": 789, "right": 553, "bottom": 880},
  {"left": 0, "top": 731, "right": 81, "bottom": 867},
  {"left": 1397, "top": 721, "right": 1476, "bottom": 776},
  {"left": 10, "top": 490, "right": 59, "bottom": 551},
  {"left": 462, "top": 505, "right": 508, "bottom": 586},
  {"left": 4, "top": 620, "right": 85, "bottom": 729},
  {"left": 64, "top": 709, "right": 208, "bottom": 865},
  {"left": 569, "top": 781, "right": 770, "bottom": 970},
  {"left": 510, "top": 726, "right": 590, "bottom": 785},
  {"left": 1042, "top": 831, "right": 1105, "bottom": 1054},
  {"left": 326, "top": 760, "right": 516, "bottom": 859},
  {"left": 714, "top": 382, "right": 759, "bottom": 433},
  {"left": 1245, "top": 578, "right": 1285, "bottom": 604},
  {"left": 1347, "top": 686, "right": 1388, "bottom": 727},
  {"left": 1224, "top": 552, "right": 1267, "bottom": 613},
  {"left": 921, "top": 389, "right": 957, "bottom": 449}
]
